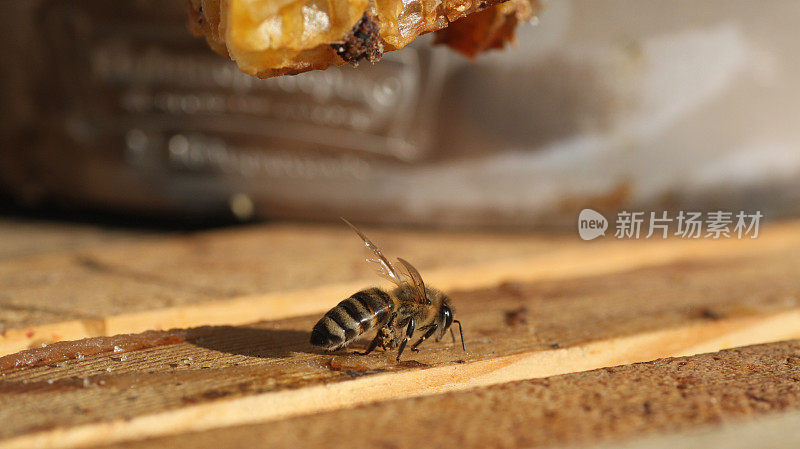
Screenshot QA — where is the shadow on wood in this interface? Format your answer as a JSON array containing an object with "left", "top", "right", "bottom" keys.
[{"left": 189, "top": 325, "right": 326, "bottom": 359}]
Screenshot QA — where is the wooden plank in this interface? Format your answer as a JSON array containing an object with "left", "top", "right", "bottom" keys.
[
  {"left": 0, "top": 217, "right": 148, "bottom": 260},
  {"left": 1, "top": 246, "right": 800, "bottom": 449},
  {"left": 93, "top": 340, "right": 800, "bottom": 449},
  {"left": 2, "top": 220, "right": 798, "bottom": 356},
  {"left": 0, "top": 222, "right": 565, "bottom": 354}
]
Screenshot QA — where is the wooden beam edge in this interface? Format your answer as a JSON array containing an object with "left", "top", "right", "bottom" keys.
[{"left": 4, "top": 309, "right": 800, "bottom": 449}]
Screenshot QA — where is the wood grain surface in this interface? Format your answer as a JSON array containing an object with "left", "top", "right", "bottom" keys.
[
  {"left": 2, "top": 219, "right": 798, "bottom": 356},
  {"left": 97, "top": 340, "right": 800, "bottom": 449},
  {"left": 2, "top": 243, "right": 800, "bottom": 449}
]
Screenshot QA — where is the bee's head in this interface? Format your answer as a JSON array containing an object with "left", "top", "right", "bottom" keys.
[
  {"left": 437, "top": 294, "right": 465, "bottom": 351},
  {"left": 441, "top": 303, "right": 454, "bottom": 332}
]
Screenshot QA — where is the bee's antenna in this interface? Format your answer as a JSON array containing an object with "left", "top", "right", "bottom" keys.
[{"left": 453, "top": 320, "right": 466, "bottom": 351}]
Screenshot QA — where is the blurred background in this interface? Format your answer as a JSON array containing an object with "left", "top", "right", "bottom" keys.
[{"left": 2, "top": 0, "right": 799, "bottom": 229}]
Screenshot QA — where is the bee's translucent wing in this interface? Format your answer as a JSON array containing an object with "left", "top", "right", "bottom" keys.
[
  {"left": 342, "top": 218, "right": 403, "bottom": 286},
  {"left": 396, "top": 257, "right": 429, "bottom": 305}
]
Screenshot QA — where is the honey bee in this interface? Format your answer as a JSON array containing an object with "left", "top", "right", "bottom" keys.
[{"left": 310, "top": 219, "right": 465, "bottom": 361}]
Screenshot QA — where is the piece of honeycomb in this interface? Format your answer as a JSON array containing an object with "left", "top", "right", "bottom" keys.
[{"left": 186, "top": 0, "right": 537, "bottom": 77}]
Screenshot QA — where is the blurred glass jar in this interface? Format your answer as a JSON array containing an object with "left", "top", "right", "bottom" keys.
[
  {"left": 2, "top": 0, "right": 800, "bottom": 227},
  {"left": 0, "top": 0, "right": 450, "bottom": 224}
]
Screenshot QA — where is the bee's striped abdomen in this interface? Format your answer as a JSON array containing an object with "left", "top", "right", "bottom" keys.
[{"left": 310, "top": 287, "right": 393, "bottom": 350}]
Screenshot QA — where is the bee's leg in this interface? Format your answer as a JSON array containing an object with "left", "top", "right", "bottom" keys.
[
  {"left": 433, "top": 327, "right": 454, "bottom": 343},
  {"left": 378, "top": 326, "right": 394, "bottom": 350},
  {"left": 386, "top": 312, "right": 397, "bottom": 330},
  {"left": 379, "top": 312, "right": 399, "bottom": 351},
  {"left": 410, "top": 324, "right": 438, "bottom": 352},
  {"left": 358, "top": 334, "right": 382, "bottom": 356},
  {"left": 396, "top": 317, "right": 415, "bottom": 362}
]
